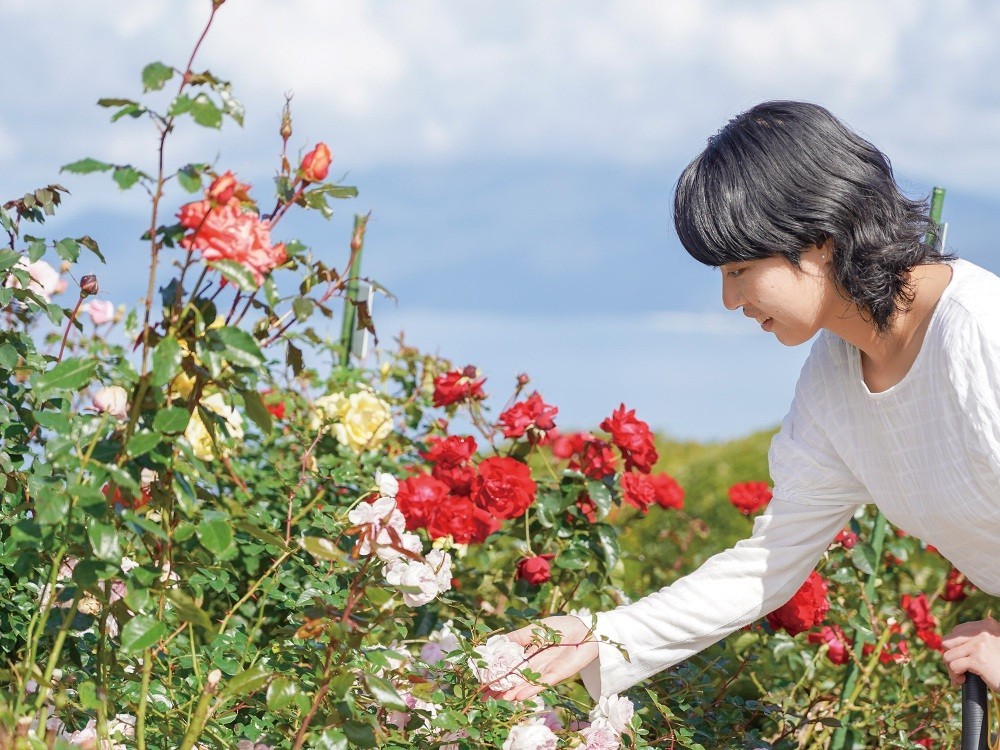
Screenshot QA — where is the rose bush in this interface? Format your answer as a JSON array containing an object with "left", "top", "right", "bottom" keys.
[{"left": 0, "top": 4, "right": 990, "bottom": 749}]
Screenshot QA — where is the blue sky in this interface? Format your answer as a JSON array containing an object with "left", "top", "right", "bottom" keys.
[{"left": 3, "top": 0, "right": 999, "bottom": 440}]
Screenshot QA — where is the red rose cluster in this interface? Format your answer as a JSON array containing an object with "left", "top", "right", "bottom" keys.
[
  {"left": 728, "top": 481, "right": 772, "bottom": 515},
  {"left": 765, "top": 570, "right": 830, "bottom": 636},
  {"left": 901, "top": 593, "right": 944, "bottom": 651},
  {"left": 807, "top": 624, "right": 852, "bottom": 665},
  {"left": 394, "top": 435, "right": 538, "bottom": 544},
  {"left": 498, "top": 392, "right": 557, "bottom": 440},
  {"left": 619, "top": 471, "right": 685, "bottom": 513},
  {"left": 432, "top": 367, "right": 487, "bottom": 408},
  {"left": 832, "top": 529, "right": 857, "bottom": 548},
  {"left": 599, "top": 404, "right": 658, "bottom": 473},
  {"left": 862, "top": 623, "right": 911, "bottom": 664}
]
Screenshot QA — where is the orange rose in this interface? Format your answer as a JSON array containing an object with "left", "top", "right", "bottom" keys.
[
  {"left": 206, "top": 171, "right": 249, "bottom": 206},
  {"left": 300, "top": 143, "right": 332, "bottom": 182}
]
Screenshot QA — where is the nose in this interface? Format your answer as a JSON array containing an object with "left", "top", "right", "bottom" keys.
[{"left": 721, "top": 273, "right": 741, "bottom": 311}]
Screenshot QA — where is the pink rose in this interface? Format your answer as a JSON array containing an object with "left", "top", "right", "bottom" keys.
[
  {"left": 93, "top": 385, "right": 129, "bottom": 420},
  {"left": 468, "top": 634, "right": 527, "bottom": 691},
  {"left": 502, "top": 721, "right": 558, "bottom": 750},
  {"left": 300, "top": 143, "right": 332, "bottom": 182},
  {"left": 84, "top": 299, "right": 115, "bottom": 325},
  {"left": 580, "top": 719, "right": 621, "bottom": 750}
]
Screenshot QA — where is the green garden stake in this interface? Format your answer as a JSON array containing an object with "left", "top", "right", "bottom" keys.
[
  {"left": 830, "top": 186, "right": 946, "bottom": 750},
  {"left": 339, "top": 214, "right": 367, "bottom": 366}
]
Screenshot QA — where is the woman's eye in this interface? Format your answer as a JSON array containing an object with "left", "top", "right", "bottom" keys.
[{"left": 727, "top": 268, "right": 743, "bottom": 278}]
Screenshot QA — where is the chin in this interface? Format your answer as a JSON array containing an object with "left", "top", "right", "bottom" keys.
[{"left": 774, "top": 329, "right": 815, "bottom": 347}]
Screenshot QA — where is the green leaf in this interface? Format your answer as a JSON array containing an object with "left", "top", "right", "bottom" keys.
[
  {"left": 97, "top": 98, "right": 138, "bottom": 108},
  {"left": 266, "top": 677, "right": 298, "bottom": 710},
  {"left": 0, "top": 207, "right": 13, "bottom": 231},
  {"left": 111, "top": 103, "right": 147, "bottom": 122},
  {"left": 127, "top": 430, "right": 161, "bottom": 458},
  {"left": 35, "top": 488, "right": 70, "bottom": 526},
  {"left": 591, "top": 523, "right": 620, "bottom": 571},
  {"left": 313, "top": 729, "right": 348, "bottom": 750},
  {"left": 87, "top": 519, "right": 122, "bottom": 563},
  {"left": 301, "top": 536, "right": 348, "bottom": 563},
  {"left": 165, "top": 589, "right": 213, "bottom": 630},
  {"left": 240, "top": 389, "right": 272, "bottom": 436},
  {"left": 61, "top": 158, "right": 113, "bottom": 175},
  {"left": 850, "top": 544, "right": 876, "bottom": 576},
  {"left": 233, "top": 519, "right": 286, "bottom": 550},
  {"left": 555, "top": 543, "right": 590, "bottom": 570},
  {"left": 286, "top": 342, "right": 303, "bottom": 376},
  {"left": 197, "top": 517, "right": 233, "bottom": 555},
  {"left": 54, "top": 237, "right": 80, "bottom": 263},
  {"left": 207, "top": 259, "right": 258, "bottom": 292},
  {"left": 189, "top": 93, "right": 222, "bottom": 129},
  {"left": 363, "top": 673, "right": 407, "bottom": 710},
  {"left": 141, "top": 61, "right": 174, "bottom": 92},
  {"left": 151, "top": 336, "right": 181, "bottom": 387},
  {"left": 120, "top": 615, "right": 167, "bottom": 653},
  {"left": 587, "top": 480, "right": 613, "bottom": 520},
  {"left": 26, "top": 237, "right": 45, "bottom": 262},
  {"left": 34, "top": 357, "right": 96, "bottom": 393},
  {"left": 177, "top": 165, "right": 203, "bottom": 193},
  {"left": 152, "top": 407, "right": 190, "bottom": 434},
  {"left": 112, "top": 166, "right": 141, "bottom": 191},
  {"left": 121, "top": 510, "right": 169, "bottom": 541},
  {"left": 77, "top": 235, "right": 106, "bottom": 263},
  {"left": 222, "top": 663, "right": 270, "bottom": 698},
  {"left": 213, "top": 326, "right": 265, "bottom": 368},
  {"left": 0, "top": 248, "right": 20, "bottom": 274},
  {"left": 167, "top": 94, "right": 193, "bottom": 117},
  {"left": 78, "top": 681, "right": 101, "bottom": 710},
  {"left": 342, "top": 722, "right": 376, "bottom": 749},
  {"left": 292, "top": 297, "right": 314, "bottom": 322}
]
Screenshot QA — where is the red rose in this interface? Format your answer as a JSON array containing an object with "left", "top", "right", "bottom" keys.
[
  {"left": 577, "top": 438, "right": 618, "bottom": 480},
  {"left": 471, "top": 456, "right": 537, "bottom": 520},
  {"left": 395, "top": 474, "right": 451, "bottom": 530},
  {"left": 573, "top": 492, "right": 598, "bottom": 523},
  {"left": 649, "top": 472, "right": 684, "bottom": 510},
  {"left": 833, "top": 529, "right": 857, "bottom": 548},
  {"left": 619, "top": 471, "right": 657, "bottom": 514},
  {"left": 260, "top": 390, "right": 286, "bottom": 420},
  {"left": 426, "top": 495, "right": 499, "bottom": 544},
  {"left": 864, "top": 630, "right": 910, "bottom": 665},
  {"left": 549, "top": 430, "right": 590, "bottom": 460},
  {"left": 917, "top": 628, "right": 943, "bottom": 651},
  {"left": 728, "top": 481, "right": 772, "bottom": 515},
  {"left": 432, "top": 369, "right": 486, "bottom": 408},
  {"left": 901, "top": 593, "right": 936, "bottom": 632},
  {"left": 300, "top": 142, "right": 332, "bottom": 182},
  {"left": 497, "top": 392, "right": 558, "bottom": 439},
  {"left": 422, "top": 434, "right": 477, "bottom": 467},
  {"left": 600, "top": 403, "right": 658, "bottom": 473},
  {"left": 516, "top": 554, "right": 556, "bottom": 585},
  {"left": 766, "top": 570, "right": 830, "bottom": 636},
  {"left": 431, "top": 463, "right": 478, "bottom": 497},
  {"left": 807, "top": 624, "right": 851, "bottom": 665},
  {"left": 942, "top": 568, "right": 974, "bottom": 602},
  {"left": 103, "top": 482, "right": 151, "bottom": 511}
]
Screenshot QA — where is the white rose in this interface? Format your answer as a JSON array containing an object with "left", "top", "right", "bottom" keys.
[
  {"left": 468, "top": 634, "right": 527, "bottom": 692},
  {"left": 502, "top": 721, "right": 558, "bottom": 750},
  {"left": 375, "top": 530, "right": 423, "bottom": 563},
  {"left": 421, "top": 620, "right": 460, "bottom": 665},
  {"left": 580, "top": 719, "right": 621, "bottom": 750},
  {"left": 347, "top": 496, "right": 407, "bottom": 558},
  {"left": 375, "top": 470, "right": 399, "bottom": 498},
  {"left": 590, "top": 694, "right": 634, "bottom": 735},
  {"left": 424, "top": 548, "right": 453, "bottom": 594},
  {"left": 93, "top": 385, "right": 129, "bottom": 420}
]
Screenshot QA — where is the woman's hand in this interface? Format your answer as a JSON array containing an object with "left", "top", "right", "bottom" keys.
[
  {"left": 491, "top": 615, "right": 600, "bottom": 702},
  {"left": 941, "top": 616, "right": 1000, "bottom": 690}
]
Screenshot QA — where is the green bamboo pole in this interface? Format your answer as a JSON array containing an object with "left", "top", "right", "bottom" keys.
[
  {"left": 338, "top": 215, "right": 366, "bottom": 366},
  {"left": 829, "top": 186, "right": 946, "bottom": 749}
]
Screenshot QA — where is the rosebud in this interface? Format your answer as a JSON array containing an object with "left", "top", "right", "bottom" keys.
[
  {"left": 93, "top": 385, "right": 129, "bottom": 420},
  {"left": 79, "top": 274, "right": 99, "bottom": 297},
  {"left": 516, "top": 553, "right": 556, "bottom": 586},
  {"left": 206, "top": 669, "right": 223, "bottom": 690},
  {"left": 462, "top": 365, "right": 478, "bottom": 379},
  {"left": 280, "top": 104, "right": 293, "bottom": 141},
  {"left": 300, "top": 142, "right": 332, "bottom": 183},
  {"left": 207, "top": 172, "right": 239, "bottom": 204},
  {"left": 517, "top": 373, "right": 530, "bottom": 386},
  {"left": 350, "top": 231, "right": 363, "bottom": 252}
]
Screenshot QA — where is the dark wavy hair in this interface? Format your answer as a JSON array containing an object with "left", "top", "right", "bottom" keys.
[{"left": 673, "top": 100, "right": 950, "bottom": 333}]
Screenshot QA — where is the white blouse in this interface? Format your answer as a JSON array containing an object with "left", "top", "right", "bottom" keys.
[{"left": 581, "top": 258, "right": 1000, "bottom": 699}]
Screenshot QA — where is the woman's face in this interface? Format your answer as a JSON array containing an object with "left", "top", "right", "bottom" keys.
[{"left": 719, "top": 245, "right": 837, "bottom": 346}]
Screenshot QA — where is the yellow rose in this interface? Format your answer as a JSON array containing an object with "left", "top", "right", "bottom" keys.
[
  {"left": 312, "top": 390, "right": 392, "bottom": 453},
  {"left": 184, "top": 393, "right": 244, "bottom": 461}
]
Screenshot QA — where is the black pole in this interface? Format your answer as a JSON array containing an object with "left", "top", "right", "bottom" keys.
[{"left": 962, "top": 673, "right": 988, "bottom": 750}]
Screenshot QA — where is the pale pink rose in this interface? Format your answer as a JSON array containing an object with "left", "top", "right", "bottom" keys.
[
  {"left": 93, "top": 385, "right": 129, "bottom": 420},
  {"left": 468, "top": 634, "right": 527, "bottom": 692},
  {"left": 502, "top": 721, "right": 557, "bottom": 750},
  {"left": 421, "top": 620, "right": 460, "bottom": 665},
  {"left": 387, "top": 691, "right": 439, "bottom": 730},
  {"left": 590, "top": 693, "right": 634, "bottom": 735},
  {"left": 375, "top": 530, "right": 422, "bottom": 563},
  {"left": 384, "top": 556, "right": 447, "bottom": 607},
  {"left": 347, "top": 496, "right": 408, "bottom": 558},
  {"left": 580, "top": 719, "right": 621, "bottom": 750},
  {"left": 7, "top": 258, "right": 62, "bottom": 302},
  {"left": 424, "top": 548, "right": 453, "bottom": 593},
  {"left": 84, "top": 299, "right": 115, "bottom": 324}
]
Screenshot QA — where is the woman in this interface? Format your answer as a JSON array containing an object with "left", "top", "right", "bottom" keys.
[{"left": 496, "top": 100, "right": 1000, "bottom": 703}]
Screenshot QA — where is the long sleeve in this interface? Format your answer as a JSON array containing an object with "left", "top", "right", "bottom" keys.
[{"left": 580, "top": 340, "right": 871, "bottom": 699}]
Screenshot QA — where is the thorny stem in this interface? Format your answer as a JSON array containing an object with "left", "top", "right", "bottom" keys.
[{"left": 56, "top": 294, "right": 85, "bottom": 363}]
